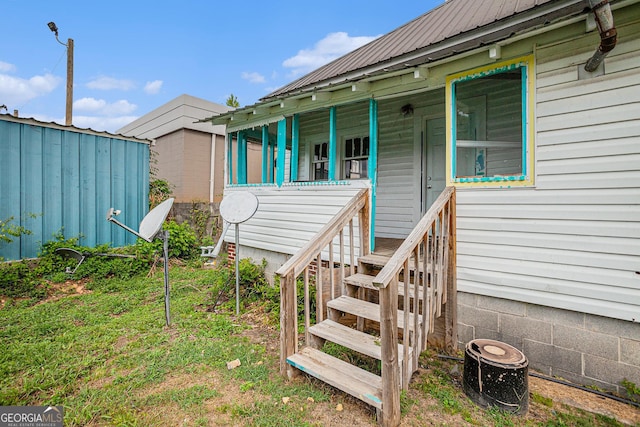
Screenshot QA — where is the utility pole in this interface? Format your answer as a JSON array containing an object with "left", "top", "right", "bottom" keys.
[{"left": 48, "top": 22, "right": 73, "bottom": 126}]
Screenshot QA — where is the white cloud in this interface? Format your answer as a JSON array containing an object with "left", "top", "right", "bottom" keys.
[
  {"left": 74, "top": 97, "right": 137, "bottom": 116},
  {"left": 144, "top": 80, "right": 163, "bottom": 94},
  {"left": 241, "top": 72, "right": 266, "bottom": 84},
  {"left": 86, "top": 76, "right": 135, "bottom": 91},
  {"left": 74, "top": 97, "right": 106, "bottom": 112},
  {"left": 0, "top": 72, "right": 61, "bottom": 106},
  {"left": 283, "top": 32, "right": 380, "bottom": 76},
  {"left": 0, "top": 61, "right": 16, "bottom": 73},
  {"left": 72, "top": 115, "right": 140, "bottom": 133}
]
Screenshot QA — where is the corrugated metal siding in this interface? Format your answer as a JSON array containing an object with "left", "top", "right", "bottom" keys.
[
  {"left": 0, "top": 119, "right": 149, "bottom": 259},
  {"left": 224, "top": 183, "right": 368, "bottom": 259},
  {"left": 455, "top": 17, "right": 640, "bottom": 322}
]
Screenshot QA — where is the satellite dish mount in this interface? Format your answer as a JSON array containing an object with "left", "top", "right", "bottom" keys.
[
  {"left": 107, "top": 198, "right": 175, "bottom": 326},
  {"left": 219, "top": 192, "right": 259, "bottom": 315}
]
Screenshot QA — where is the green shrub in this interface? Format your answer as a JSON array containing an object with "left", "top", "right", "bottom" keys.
[{"left": 134, "top": 220, "right": 198, "bottom": 260}]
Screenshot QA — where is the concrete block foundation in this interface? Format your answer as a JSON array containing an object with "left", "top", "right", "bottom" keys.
[{"left": 458, "top": 292, "right": 640, "bottom": 396}]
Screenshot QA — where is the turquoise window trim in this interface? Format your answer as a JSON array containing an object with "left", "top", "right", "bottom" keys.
[
  {"left": 449, "top": 59, "right": 530, "bottom": 185},
  {"left": 261, "top": 126, "right": 269, "bottom": 183},
  {"left": 291, "top": 114, "right": 300, "bottom": 182},
  {"left": 276, "top": 118, "right": 287, "bottom": 186},
  {"left": 450, "top": 84, "right": 458, "bottom": 180},
  {"left": 368, "top": 98, "right": 378, "bottom": 252},
  {"left": 521, "top": 66, "right": 528, "bottom": 177},
  {"left": 328, "top": 106, "right": 337, "bottom": 180}
]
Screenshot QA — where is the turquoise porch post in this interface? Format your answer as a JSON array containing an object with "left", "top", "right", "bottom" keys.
[
  {"left": 227, "top": 133, "right": 233, "bottom": 184},
  {"left": 276, "top": 118, "right": 287, "bottom": 186},
  {"left": 369, "top": 98, "right": 378, "bottom": 251},
  {"left": 261, "top": 125, "right": 269, "bottom": 183},
  {"left": 237, "top": 131, "right": 247, "bottom": 184},
  {"left": 328, "top": 106, "right": 337, "bottom": 180},
  {"left": 291, "top": 114, "right": 299, "bottom": 182},
  {"left": 270, "top": 134, "right": 275, "bottom": 183}
]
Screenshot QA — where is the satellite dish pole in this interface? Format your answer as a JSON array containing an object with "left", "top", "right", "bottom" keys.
[
  {"left": 107, "top": 198, "right": 175, "bottom": 326},
  {"left": 218, "top": 192, "right": 259, "bottom": 315}
]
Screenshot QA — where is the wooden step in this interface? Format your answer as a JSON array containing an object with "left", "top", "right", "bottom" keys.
[
  {"left": 344, "top": 273, "right": 426, "bottom": 298},
  {"left": 358, "top": 253, "right": 391, "bottom": 268},
  {"left": 327, "top": 295, "right": 422, "bottom": 331},
  {"left": 309, "top": 319, "right": 411, "bottom": 363},
  {"left": 358, "top": 254, "right": 430, "bottom": 273},
  {"left": 287, "top": 347, "right": 383, "bottom": 409}
]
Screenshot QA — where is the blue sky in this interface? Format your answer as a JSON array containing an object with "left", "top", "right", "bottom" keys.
[{"left": 1, "top": 1, "right": 442, "bottom": 133}]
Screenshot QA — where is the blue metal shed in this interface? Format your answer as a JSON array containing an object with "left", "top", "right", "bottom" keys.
[{"left": 0, "top": 115, "right": 150, "bottom": 260}]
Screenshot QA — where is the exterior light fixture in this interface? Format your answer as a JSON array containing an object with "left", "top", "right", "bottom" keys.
[{"left": 47, "top": 21, "right": 74, "bottom": 126}]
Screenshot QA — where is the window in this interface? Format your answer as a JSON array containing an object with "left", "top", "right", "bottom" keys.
[
  {"left": 447, "top": 56, "right": 533, "bottom": 186},
  {"left": 344, "top": 136, "right": 369, "bottom": 179},
  {"left": 312, "top": 142, "right": 329, "bottom": 181}
]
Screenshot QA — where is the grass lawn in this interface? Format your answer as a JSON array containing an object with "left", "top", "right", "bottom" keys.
[{"left": 0, "top": 263, "right": 635, "bottom": 426}]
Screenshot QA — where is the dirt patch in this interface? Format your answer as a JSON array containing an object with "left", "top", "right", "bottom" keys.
[{"left": 529, "top": 376, "right": 640, "bottom": 426}]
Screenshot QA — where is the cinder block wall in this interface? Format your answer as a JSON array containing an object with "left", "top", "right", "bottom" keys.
[{"left": 457, "top": 292, "right": 640, "bottom": 396}]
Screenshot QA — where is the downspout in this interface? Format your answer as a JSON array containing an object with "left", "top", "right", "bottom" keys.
[
  {"left": 584, "top": 0, "right": 617, "bottom": 72},
  {"left": 209, "top": 134, "right": 216, "bottom": 204}
]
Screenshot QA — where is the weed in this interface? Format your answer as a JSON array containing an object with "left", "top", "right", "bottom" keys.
[
  {"left": 532, "top": 392, "right": 554, "bottom": 407},
  {"left": 621, "top": 379, "right": 640, "bottom": 401}
]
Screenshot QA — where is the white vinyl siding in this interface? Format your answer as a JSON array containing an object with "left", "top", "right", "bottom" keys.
[
  {"left": 376, "top": 90, "right": 445, "bottom": 238},
  {"left": 455, "top": 18, "right": 640, "bottom": 322},
  {"left": 224, "top": 183, "right": 368, "bottom": 259}
]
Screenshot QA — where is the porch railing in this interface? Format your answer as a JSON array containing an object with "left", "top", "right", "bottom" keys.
[
  {"left": 372, "top": 186, "right": 457, "bottom": 424},
  {"left": 275, "top": 188, "right": 370, "bottom": 377}
]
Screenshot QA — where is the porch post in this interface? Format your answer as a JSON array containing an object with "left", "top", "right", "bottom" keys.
[
  {"left": 227, "top": 133, "right": 233, "bottom": 185},
  {"left": 270, "top": 135, "right": 275, "bottom": 183},
  {"left": 291, "top": 113, "right": 299, "bottom": 182},
  {"left": 276, "top": 118, "right": 287, "bottom": 186},
  {"left": 369, "top": 98, "right": 378, "bottom": 251},
  {"left": 237, "top": 131, "right": 247, "bottom": 184},
  {"left": 328, "top": 106, "right": 337, "bottom": 180},
  {"left": 261, "top": 125, "right": 269, "bottom": 183}
]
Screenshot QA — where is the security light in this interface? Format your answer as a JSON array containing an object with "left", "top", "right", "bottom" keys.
[{"left": 47, "top": 21, "right": 59, "bottom": 36}]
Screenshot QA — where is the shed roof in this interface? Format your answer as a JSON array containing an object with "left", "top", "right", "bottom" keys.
[{"left": 263, "top": 0, "right": 587, "bottom": 100}]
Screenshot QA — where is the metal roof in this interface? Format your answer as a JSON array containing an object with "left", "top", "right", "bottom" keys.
[
  {"left": 263, "top": 0, "right": 587, "bottom": 101},
  {"left": 0, "top": 113, "right": 151, "bottom": 144}
]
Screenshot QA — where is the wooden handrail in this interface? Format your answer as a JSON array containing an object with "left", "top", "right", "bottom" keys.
[
  {"left": 278, "top": 187, "right": 370, "bottom": 378},
  {"left": 276, "top": 188, "right": 368, "bottom": 278},
  {"left": 373, "top": 186, "right": 455, "bottom": 289}
]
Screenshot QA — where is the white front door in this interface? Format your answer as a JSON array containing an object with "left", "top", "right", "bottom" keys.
[{"left": 425, "top": 117, "right": 447, "bottom": 212}]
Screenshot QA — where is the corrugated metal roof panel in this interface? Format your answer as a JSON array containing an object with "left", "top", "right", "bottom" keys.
[
  {"left": 265, "top": 0, "right": 586, "bottom": 100},
  {"left": 0, "top": 114, "right": 151, "bottom": 144}
]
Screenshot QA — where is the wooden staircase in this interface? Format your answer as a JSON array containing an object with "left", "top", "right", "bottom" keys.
[{"left": 276, "top": 187, "right": 457, "bottom": 427}]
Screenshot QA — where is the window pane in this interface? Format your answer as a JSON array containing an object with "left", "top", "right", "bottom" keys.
[
  {"left": 454, "top": 67, "right": 523, "bottom": 179},
  {"left": 345, "top": 139, "right": 352, "bottom": 158},
  {"left": 345, "top": 159, "right": 368, "bottom": 179}
]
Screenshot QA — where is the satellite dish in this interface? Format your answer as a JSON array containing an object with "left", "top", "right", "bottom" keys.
[
  {"left": 219, "top": 192, "right": 258, "bottom": 224},
  {"left": 139, "top": 198, "right": 175, "bottom": 242}
]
